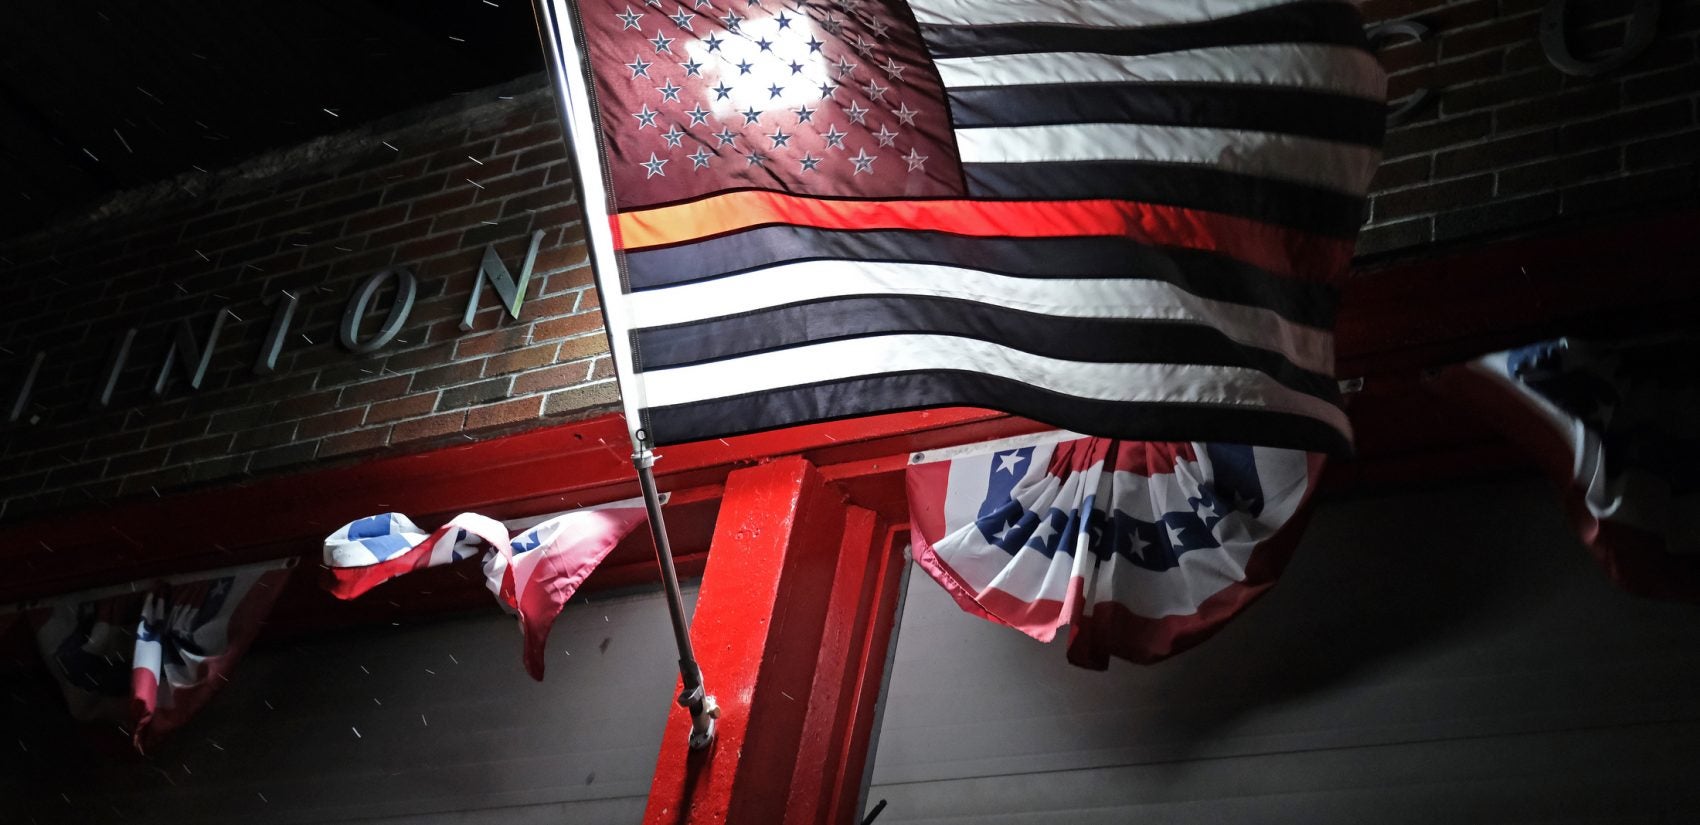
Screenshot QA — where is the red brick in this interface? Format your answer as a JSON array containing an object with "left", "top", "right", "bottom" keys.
[
  {"left": 464, "top": 396, "right": 542, "bottom": 431},
  {"left": 143, "top": 417, "right": 211, "bottom": 448},
  {"left": 557, "top": 331, "right": 611, "bottom": 361},
  {"left": 530, "top": 242, "right": 587, "bottom": 275},
  {"left": 484, "top": 342, "right": 561, "bottom": 376},
  {"left": 543, "top": 382, "right": 621, "bottom": 417},
  {"left": 368, "top": 218, "right": 435, "bottom": 249},
  {"left": 107, "top": 447, "right": 171, "bottom": 477},
  {"left": 232, "top": 420, "right": 298, "bottom": 452},
  {"left": 1497, "top": 149, "right": 1623, "bottom": 196},
  {"left": 167, "top": 433, "right": 235, "bottom": 464},
  {"left": 391, "top": 411, "right": 467, "bottom": 444},
  {"left": 409, "top": 360, "right": 484, "bottom": 392},
  {"left": 473, "top": 168, "right": 551, "bottom": 203},
  {"left": 411, "top": 187, "right": 479, "bottom": 219},
  {"left": 339, "top": 375, "right": 411, "bottom": 405},
  {"left": 1370, "top": 155, "right": 1432, "bottom": 192},
  {"left": 119, "top": 466, "right": 194, "bottom": 497},
  {"left": 272, "top": 388, "right": 341, "bottom": 418},
  {"left": 453, "top": 325, "right": 532, "bottom": 357},
  {"left": 431, "top": 201, "right": 504, "bottom": 233},
  {"left": 345, "top": 203, "right": 410, "bottom": 235},
  {"left": 1372, "top": 174, "right": 1494, "bottom": 221},
  {"left": 297, "top": 408, "right": 367, "bottom": 439},
  {"left": 533, "top": 314, "right": 604, "bottom": 343},
  {"left": 1438, "top": 12, "right": 1540, "bottom": 60},
  {"left": 496, "top": 122, "right": 564, "bottom": 154},
  {"left": 317, "top": 427, "right": 392, "bottom": 458},
  {"left": 513, "top": 362, "right": 592, "bottom": 395},
  {"left": 395, "top": 232, "right": 463, "bottom": 262},
  {"left": 367, "top": 392, "right": 440, "bottom": 424}
]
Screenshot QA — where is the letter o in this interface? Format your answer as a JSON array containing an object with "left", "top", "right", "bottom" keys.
[{"left": 339, "top": 268, "right": 418, "bottom": 353}]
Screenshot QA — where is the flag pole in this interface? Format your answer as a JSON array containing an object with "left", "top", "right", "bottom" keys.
[{"left": 530, "top": 0, "right": 717, "bottom": 749}]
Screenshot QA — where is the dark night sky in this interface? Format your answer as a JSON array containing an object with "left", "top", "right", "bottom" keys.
[{"left": 0, "top": 0, "right": 545, "bottom": 240}]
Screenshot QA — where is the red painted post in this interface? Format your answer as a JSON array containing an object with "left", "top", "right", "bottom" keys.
[
  {"left": 784, "top": 505, "right": 888, "bottom": 824},
  {"left": 642, "top": 455, "right": 897, "bottom": 823}
]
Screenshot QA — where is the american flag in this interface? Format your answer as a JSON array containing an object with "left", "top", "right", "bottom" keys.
[
  {"left": 322, "top": 499, "right": 651, "bottom": 679},
  {"left": 545, "top": 0, "right": 1385, "bottom": 452},
  {"left": 27, "top": 559, "right": 291, "bottom": 750},
  {"left": 1435, "top": 338, "right": 1700, "bottom": 601},
  {"left": 907, "top": 431, "right": 1321, "bottom": 668}
]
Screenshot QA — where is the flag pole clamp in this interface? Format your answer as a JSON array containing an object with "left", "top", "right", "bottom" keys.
[{"left": 632, "top": 444, "right": 719, "bottom": 750}]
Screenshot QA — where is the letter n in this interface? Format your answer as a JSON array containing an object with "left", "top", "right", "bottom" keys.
[
  {"left": 461, "top": 229, "right": 547, "bottom": 332},
  {"left": 153, "top": 309, "right": 231, "bottom": 397}
]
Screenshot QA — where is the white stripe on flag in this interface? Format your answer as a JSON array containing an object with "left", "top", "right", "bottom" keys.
[
  {"left": 908, "top": 0, "right": 1304, "bottom": 28},
  {"left": 626, "top": 261, "right": 1336, "bottom": 374},
  {"left": 954, "top": 122, "right": 1380, "bottom": 195},
  {"left": 640, "top": 333, "right": 1352, "bottom": 431},
  {"left": 1094, "top": 444, "right": 1314, "bottom": 617},
  {"left": 933, "top": 44, "right": 1387, "bottom": 101}
]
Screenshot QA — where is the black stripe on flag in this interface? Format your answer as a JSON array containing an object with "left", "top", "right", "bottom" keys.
[
  {"left": 962, "top": 161, "right": 1368, "bottom": 238},
  {"left": 642, "top": 371, "right": 1353, "bottom": 454},
  {"left": 948, "top": 84, "right": 1387, "bottom": 147},
  {"left": 920, "top": 1, "right": 1372, "bottom": 60},
  {"left": 622, "top": 227, "right": 1338, "bottom": 327},
  {"left": 632, "top": 295, "right": 1340, "bottom": 401}
]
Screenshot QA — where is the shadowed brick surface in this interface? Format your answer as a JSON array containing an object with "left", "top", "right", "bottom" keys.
[
  {"left": 0, "top": 90, "right": 614, "bottom": 521},
  {"left": 1360, "top": 0, "right": 1700, "bottom": 256}
]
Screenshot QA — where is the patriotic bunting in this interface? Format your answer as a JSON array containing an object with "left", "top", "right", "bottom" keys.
[
  {"left": 1433, "top": 337, "right": 1700, "bottom": 601},
  {"left": 322, "top": 499, "right": 650, "bottom": 679},
  {"left": 908, "top": 432, "right": 1322, "bottom": 668},
  {"left": 26, "top": 559, "right": 292, "bottom": 750},
  {"left": 547, "top": 0, "right": 1385, "bottom": 453}
]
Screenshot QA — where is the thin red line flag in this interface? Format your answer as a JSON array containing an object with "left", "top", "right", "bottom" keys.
[{"left": 547, "top": 0, "right": 1385, "bottom": 453}]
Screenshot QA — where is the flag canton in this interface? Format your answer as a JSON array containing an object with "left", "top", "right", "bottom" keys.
[
  {"left": 581, "top": 0, "right": 963, "bottom": 208},
  {"left": 970, "top": 443, "right": 1269, "bottom": 572}
]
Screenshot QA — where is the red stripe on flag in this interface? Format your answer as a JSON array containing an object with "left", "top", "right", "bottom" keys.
[
  {"left": 1047, "top": 439, "right": 1201, "bottom": 477},
  {"left": 613, "top": 192, "right": 1353, "bottom": 280},
  {"left": 322, "top": 523, "right": 459, "bottom": 600}
]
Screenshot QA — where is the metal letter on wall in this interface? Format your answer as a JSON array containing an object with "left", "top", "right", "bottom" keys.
[
  {"left": 1368, "top": 20, "right": 1435, "bottom": 127},
  {"left": 7, "top": 351, "right": 45, "bottom": 424},
  {"left": 253, "top": 290, "right": 300, "bottom": 376},
  {"left": 461, "top": 229, "right": 547, "bottom": 332},
  {"left": 1542, "top": 0, "right": 1659, "bottom": 77},
  {"left": 91, "top": 328, "right": 137, "bottom": 409},
  {"left": 153, "top": 309, "right": 232, "bottom": 398},
  {"left": 340, "top": 268, "right": 418, "bottom": 354}
]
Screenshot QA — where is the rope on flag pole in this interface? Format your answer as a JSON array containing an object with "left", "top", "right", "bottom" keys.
[{"left": 530, "top": 0, "right": 718, "bottom": 749}]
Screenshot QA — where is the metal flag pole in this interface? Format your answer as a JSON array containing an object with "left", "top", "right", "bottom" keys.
[{"left": 529, "top": 0, "right": 717, "bottom": 749}]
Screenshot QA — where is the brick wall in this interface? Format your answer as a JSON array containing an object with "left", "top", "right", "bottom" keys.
[
  {"left": 0, "top": 87, "right": 615, "bottom": 522},
  {"left": 1359, "top": 0, "right": 1700, "bottom": 256},
  {"left": 4, "top": 3, "right": 1698, "bottom": 522}
]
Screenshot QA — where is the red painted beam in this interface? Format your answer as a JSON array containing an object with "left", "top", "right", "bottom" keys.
[
  {"left": 1336, "top": 208, "right": 1700, "bottom": 376},
  {"left": 644, "top": 457, "right": 888, "bottom": 825},
  {"left": 0, "top": 408, "right": 1041, "bottom": 603}
]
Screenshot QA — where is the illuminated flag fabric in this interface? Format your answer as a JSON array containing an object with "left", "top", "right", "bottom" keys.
[
  {"left": 27, "top": 559, "right": 292, "bottom": 750},
  {"left": 322, "top": 499, "right": 650, "bottom": 679},
  {"left": 1434, "top": 338, "right": 1700, "bottom": 601},
  {"left": 549, "top": 0, "right": 1385, "bottom": 453},
  {"left": 322, "top": 512, "right": 510, "bottom": 599},
  {"left": 908, "top": 432, "right": 1321, "bottom": 668}
]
